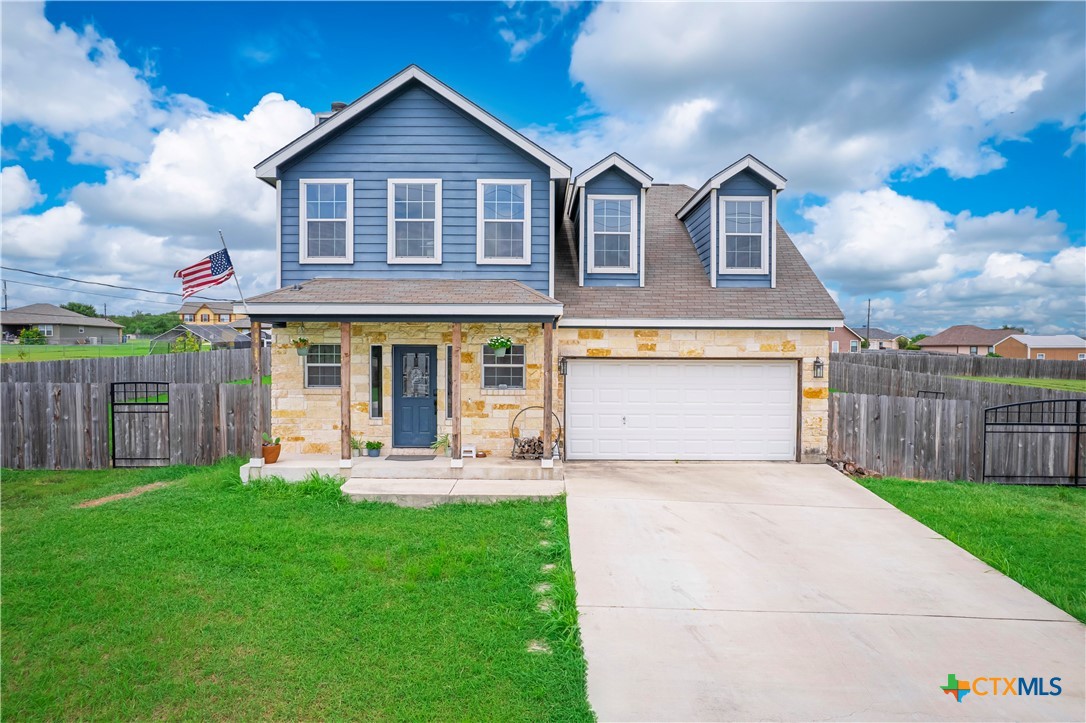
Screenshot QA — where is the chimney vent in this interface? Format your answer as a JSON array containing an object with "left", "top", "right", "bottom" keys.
[{"left": 331, "top": 101, "right": 347, "bottom": 112}]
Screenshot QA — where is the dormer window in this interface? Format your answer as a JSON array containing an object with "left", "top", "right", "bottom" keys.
[
  {"left": 300, "top": 179, "right": 353, "bottom": 264},
  {"left": 720, "top": 197, "right": 768, "bottom": 274},
  {"left": 587, "top": 195, "right": 637, "bottom": 273},
  {"left": 477, "top": 180, "right": 530, "bottom": 264},
  {"left": 388, "top": 179, "right": 442, "bottom": 264}
]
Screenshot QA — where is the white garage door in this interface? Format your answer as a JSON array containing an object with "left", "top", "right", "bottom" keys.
[{"left": 565, "top": 360, "right": 797, "bottom": 461}]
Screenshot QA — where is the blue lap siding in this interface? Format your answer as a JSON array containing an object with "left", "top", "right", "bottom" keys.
[
  {"left": 682, "top": 195, "right": 713, "bottom": 277},
  {"left": 582, "top": 167, "right": 641, "bottom": 287},
  {"left": 717, "top": 170, "right": 772, "bottom": 288},
  {"left": 279, "top": 82, "right": 552, "bottom": 294}
]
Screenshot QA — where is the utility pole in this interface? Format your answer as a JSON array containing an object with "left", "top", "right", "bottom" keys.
[
  {"left": 865, "top": 298, "right": 871, "bottom": 350},
  {"left": 2, "top": 280, "right": 7, "bottom": 311},
  {"left": 103, "top": 302, "right": 107, "bottom": 319}
]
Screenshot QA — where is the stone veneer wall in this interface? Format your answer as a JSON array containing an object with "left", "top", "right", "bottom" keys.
[
  {"left": 271, "top": 323, "right": 829, "bottom": 462},
  {"left": 271, "top": 322, "right": 544, "bottom": 457}
]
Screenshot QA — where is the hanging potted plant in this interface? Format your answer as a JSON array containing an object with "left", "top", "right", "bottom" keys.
[
  {"left": 291, "top": 337, "right": 310, "bottom": 356},
  {"left": 261, "top": 433, "right": 281, "bottom": 464},
  {"left": 487, "top": 334, "right": 513, "bottom": 358}
]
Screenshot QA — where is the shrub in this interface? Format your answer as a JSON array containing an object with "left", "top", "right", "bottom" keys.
[{"left": 18, "top": 328, "right": 46, "bottom": 345}]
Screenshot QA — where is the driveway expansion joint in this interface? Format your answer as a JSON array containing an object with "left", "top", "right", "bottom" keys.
[{"left": 579, "top": 604, "right": 1079, "bottom": 624}]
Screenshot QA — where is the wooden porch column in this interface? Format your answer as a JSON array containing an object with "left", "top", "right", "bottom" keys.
[
  {"left": 541, "top": 321, "right": 554, "bottom": 468},
  {"left": 250, "top": 320, "right": 263, "bottom": 465},
  {"left": 340, "top": 322, "right": 351, "bottom": 467},
  {"left": 451, "top": 323, "right": 463, "bottom": 468}
]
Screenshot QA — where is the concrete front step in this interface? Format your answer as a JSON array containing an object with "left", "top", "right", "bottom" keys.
[
  {"left": 350, "top": 458, "right": 563, "bottom": 480},
  {"left": 340, "top": 477, "right": 565, "bottom": 508}
]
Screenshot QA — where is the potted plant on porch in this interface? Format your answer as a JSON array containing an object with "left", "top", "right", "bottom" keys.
[
  {"left": 365, "top": 440, "right": 383, "bottom": 458},
  {"left": 350, "top": 435, "right": 364, "bottom": 457},
  {"left": 291, "top": 337, "right": 310, "bottom": 356},
  {"left": 261, "top": 433, "right": 281, "bottom": 464},
  {"left": 487, "top": 334, "right": 513, "bottom": 358},
  {"left": 430, "top": 433, "right": 452, "bottom": 457}
]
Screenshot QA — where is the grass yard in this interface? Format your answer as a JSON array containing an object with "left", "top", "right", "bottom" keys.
[
  {"left": 954, "top": 375, "right": 1086, "bottom": 393},
  {"left": 858, "top": 477, "right": 1086, "bottom": 623},
  {"left": 0, "top": 339, "right": 151, "bottom": 362},
  {"left": 1, "top": 461, "right": 593, "bottom": 720}
]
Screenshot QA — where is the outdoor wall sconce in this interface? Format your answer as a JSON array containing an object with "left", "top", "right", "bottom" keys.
[
  {"left": 813, "top": 357, "right": 825, "bottom": 379},
  {"left": 558, "top": 357, "right": 568, "bottom": 376}
]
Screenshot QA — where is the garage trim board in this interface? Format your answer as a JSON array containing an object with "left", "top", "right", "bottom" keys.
[{"left": 564, "top": 359, "right": 799, "bottom": 461}]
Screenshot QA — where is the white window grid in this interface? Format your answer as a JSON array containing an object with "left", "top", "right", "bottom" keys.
[
  {"left": 720, "top": 196, "right": 769, "bottom": 274},
  {"left": 476, "top": 179, "right": 531, "bottom": 264},
  {"left": 299, "top": 179, "right": 354, "bottom": 264},
  {"left": 587, "top": 194, "right": 637, "bottom": 273},
  {"left": 388, "top": 179, "right": 442, "bottom": 264},
  {"left": 481, "top": 344, "right": 526, "bottom": 389},
  {"left": 305, "top": 344, "right": 341, "bottom": 388}
]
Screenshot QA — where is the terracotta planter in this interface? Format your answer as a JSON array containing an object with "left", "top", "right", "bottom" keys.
[{"left": 262, "top": 444, "right": 281, "bottom": 464}]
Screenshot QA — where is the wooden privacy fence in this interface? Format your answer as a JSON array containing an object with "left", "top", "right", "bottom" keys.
[
  {"left": 0, "top": 348, "right": 270, "bottom": 384},
  {"left": 0, "top": 382, "right": 270, "bottom": 469},
  {"left": 830, "top": 351, "right": 1084, "bottom": 380},
  {"left": 830, "top": 393, "right": 974, "bottom": 481}
]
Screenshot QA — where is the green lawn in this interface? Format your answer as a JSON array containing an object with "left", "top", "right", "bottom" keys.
[
  {"left": 954, "top": 375, "right": 1086, "bottom": 393},
  {"left": 0, "top": 339, "right": 151, "bottom": 362},
  {"left": 1, "top": 461, "right": 592, "bottom": 720},
  {"left": 858, "top": 478, "right": 1086, "bottom": 622}
]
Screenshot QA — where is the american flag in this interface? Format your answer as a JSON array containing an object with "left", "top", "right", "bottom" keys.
[{"left": 174, "top": 249, "right": 235, "bottom": 300}]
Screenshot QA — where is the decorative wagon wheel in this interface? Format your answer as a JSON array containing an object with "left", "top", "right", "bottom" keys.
[{"left": 510, "top": 405, "right": 563, "bottom": 460}]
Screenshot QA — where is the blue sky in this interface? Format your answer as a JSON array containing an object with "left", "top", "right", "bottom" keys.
[{"left": 2, "top": 1, "right": 1084, "bottom": 333}]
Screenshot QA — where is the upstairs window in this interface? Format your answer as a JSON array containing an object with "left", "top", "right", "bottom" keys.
[
  {"left": 218, "top": 314, "right": 231, "bottom": 322},
  {"left": 849, "top": 340, "right": 859, "bottom": 353},
  {"left": 721, "top": 197, "right": 769, "bottom": 274},
  {"left": 388, "top": 179, "right": 441, "bottom": 263},
  {"left": 587, "top": 195, "right": 637, "bottom": 273},
  {"left": 300, "top": 180, "right": 353, "bottom": 264},
  {"left": 477, "top": 180, "right": 530, "bottom": 264},
  {"left": 183, "top": 314, "right": 194, "bottom": 322},
  {"left": 200, "top": 314, "right": 210, "bottom": 322}
]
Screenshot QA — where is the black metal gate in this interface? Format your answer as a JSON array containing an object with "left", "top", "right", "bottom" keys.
[
  {"left": 111, "top": 382, "right": 170, "bottom": 467},
  {"left": 982, "top": 400, "right": 1084, "bottom": 485}
]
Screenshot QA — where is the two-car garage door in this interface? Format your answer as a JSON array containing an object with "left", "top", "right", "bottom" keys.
[{"left": 565, "top": 360, "right": 798, "bottom": 461}]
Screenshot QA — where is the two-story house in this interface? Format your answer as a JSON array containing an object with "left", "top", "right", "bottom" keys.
[
  {"left": 242, "top": 66, "right": 842, "bottom": 471},
  {"left": 178, "top": 301, "right": 247, "bottom": 326}
]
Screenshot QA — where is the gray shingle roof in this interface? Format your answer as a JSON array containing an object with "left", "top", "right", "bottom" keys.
[
  {"left": 1, "top": 303, "right": 124, "bottom": 328},
  {"left": 850, "top": 326, "right": 906, "bottom": 340},
  {"left": 248, "top": 278, "right": 559, "bottom": 305},
  {"left": 918, "top": 325, "right": 1011, "bottom": 347},
  {"left": 555, "top": 184, "right": 842, "bottom": 321}
]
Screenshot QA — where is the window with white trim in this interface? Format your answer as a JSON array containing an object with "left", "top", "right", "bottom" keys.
[
  {"left": 720, "top": 197, "right": 769, "bottom": 273},
  {"left": 388, "top": 179, "right": 441, "bottom": 263},
  {"left": 38, "top": 325, "right": 53, "bottom": 337},
  {"left": 831, "top": 340, "right": 839, "bottom": 353},
  {"left": 219, "top": 314, "right": 231, "bottom": 322},
  {"left": 849, "top": 340, "right": 859, "bottom": 353},
  {"left": 305, "top": 344, "right": 341, "bottom": 388},
  {"left": 587, "top": 195, "right": 637, "bottom": 272},
  {"left": 183, "top": 314, "right": 194, "bottom": 322},
  {"left": 300, "top": 180, "right": 353, "bottom": 263},
  {"left": 477, "top": 180, "right": 530, "bottom": 264},
  {"left": 1036, "top": 353, "right": 1045, "bottom": 360},
  {"left": 1078, "top": 353, "right": 1085, "bottom": 361},
  {"left": 482, "top": 344, "right": 525, "bottom": 389}
]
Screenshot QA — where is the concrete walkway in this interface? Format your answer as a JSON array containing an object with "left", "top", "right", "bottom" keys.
[{"left": 566, "top": 462, "right": 1085, "bottom": 722}]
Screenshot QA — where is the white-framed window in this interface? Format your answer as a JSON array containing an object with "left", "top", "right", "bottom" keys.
[
  {"left": 305, "top": 344, "right": 341, "bottom": 388},
  {"left": 587, "top": 195, "right": 637, "bottom": 273},
  {"left": 446, "top": 345, "right": 453, "bottom": 419},
  {"left": 969, "top": 346, "right": 978, "bottom": 355},
  {"left": 481, "top": 344, "right": 525, "bottom": 389},
  {"left": 78, "top": 327, "right": 84, "bottom": 334},
  {"left": 200, "top": 314, "right": 210, "bottom": 322},
  {"left": 218, "top": 314, "right": 231, "bottom": 322},
  {"left": 183, "top": 314, "right": 194, "bottom": 322},
  {"left": 1078, "top": 353, "right": 1085, "bottom": 361},
  {"left": 369, "top": 345, "right": 383, "bottom": 418},
  {"left": 300, "top": 179, "right": 353, "bottom": 264},
  {"left": 849, "top": 340, "right": 859, "bottom": 353},
  {"left": 476, "top": 179, "right": 531, "bottom": 264},
  {"left": 388, "top": 178, "right": 441, "bottom": 264},
  {"left": 38, "top": 325, "right": 53, "bottom": 337},
  {"left": 1036, "top": 353, "right": 1046, "bottom": 360},
  {"left": 831, "top": 340, "right": 839, "bottom": 353},
  {"left": 720, "top": 196, "right": 769, "bottom": 274}
]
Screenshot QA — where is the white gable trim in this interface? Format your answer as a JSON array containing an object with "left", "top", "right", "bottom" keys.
[
  {"left": 677, "top": 154, "right": 787, "bottom": 220},
  {"left": 255, "top": 65, "right": 572, "bottom": 183},
  {"left": 565, "top": 153, "right": 652, "bottom": 218}
]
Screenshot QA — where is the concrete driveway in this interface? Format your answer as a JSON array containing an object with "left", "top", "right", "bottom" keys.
[{"left": 566, "top": 462, "right": 1085, "bottom": 722}]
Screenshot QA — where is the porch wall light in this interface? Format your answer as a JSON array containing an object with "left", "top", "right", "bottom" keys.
[
  {"left": 558, "top": 357, "right": 568, "bottom": 376},
  {"left": 813, "top": 357, "right": 825, "bottom": 379}
]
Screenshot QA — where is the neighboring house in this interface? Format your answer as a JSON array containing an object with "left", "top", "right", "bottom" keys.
[
  {"left": 829, "top": 325, "right": 863, "bottom": 354},
  {"left": 917, "top": 325, "right": 1011, "bottom": 355},
  {"left": 994, "top": 334, "right": 1086, "bottom": 361},
  {"left": 178, "top": 301, "right": 247, "bottom": 325},
  {"left": 1, "top": 303, "right": 124, "bottom": 344},
  {"left": 851, "top": 325, "right": 907, "bottom": 350},
  {"left": 149, "top": 323, "right": 253, "bottom": 353},
  {"left": 241, "top": 66, "right": 841, "bottom": 467}
]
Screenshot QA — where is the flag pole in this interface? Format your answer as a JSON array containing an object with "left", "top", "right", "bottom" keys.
[{"left": 218, "top": 229, "right": 250, "bottom": 315}]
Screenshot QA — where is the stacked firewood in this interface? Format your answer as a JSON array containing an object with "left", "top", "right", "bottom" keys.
[{"left": 512, "top": 435, "right": 546, "bottom": 459}]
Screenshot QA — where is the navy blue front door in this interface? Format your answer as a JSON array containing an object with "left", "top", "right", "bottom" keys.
[{"left": 392, "top": 345, "right": 437, "bottom": 447}]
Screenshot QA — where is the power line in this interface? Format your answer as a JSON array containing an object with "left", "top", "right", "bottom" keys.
[
  {"left": 1, "top": 279, "right": 182, "bottom": 309},
  {"left": 0, "top": 265, "right": 235, "bottom": 302}
]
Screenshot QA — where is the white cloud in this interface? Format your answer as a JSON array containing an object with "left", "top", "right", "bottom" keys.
[
  {"left": 496, "top": 2, "right": 582, "bottom": 61},
  {"left": 535, "top": 2, "right": 1085, "bottom": 193},
  {"left": 1, "top": 165, "right": 45, "bottom": 215},
  {"left": 0, "top": 2, "right": 209, "bottom": 167},
  {"left": 1, "top": 202, "right": 87, "bottom": 259}
]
